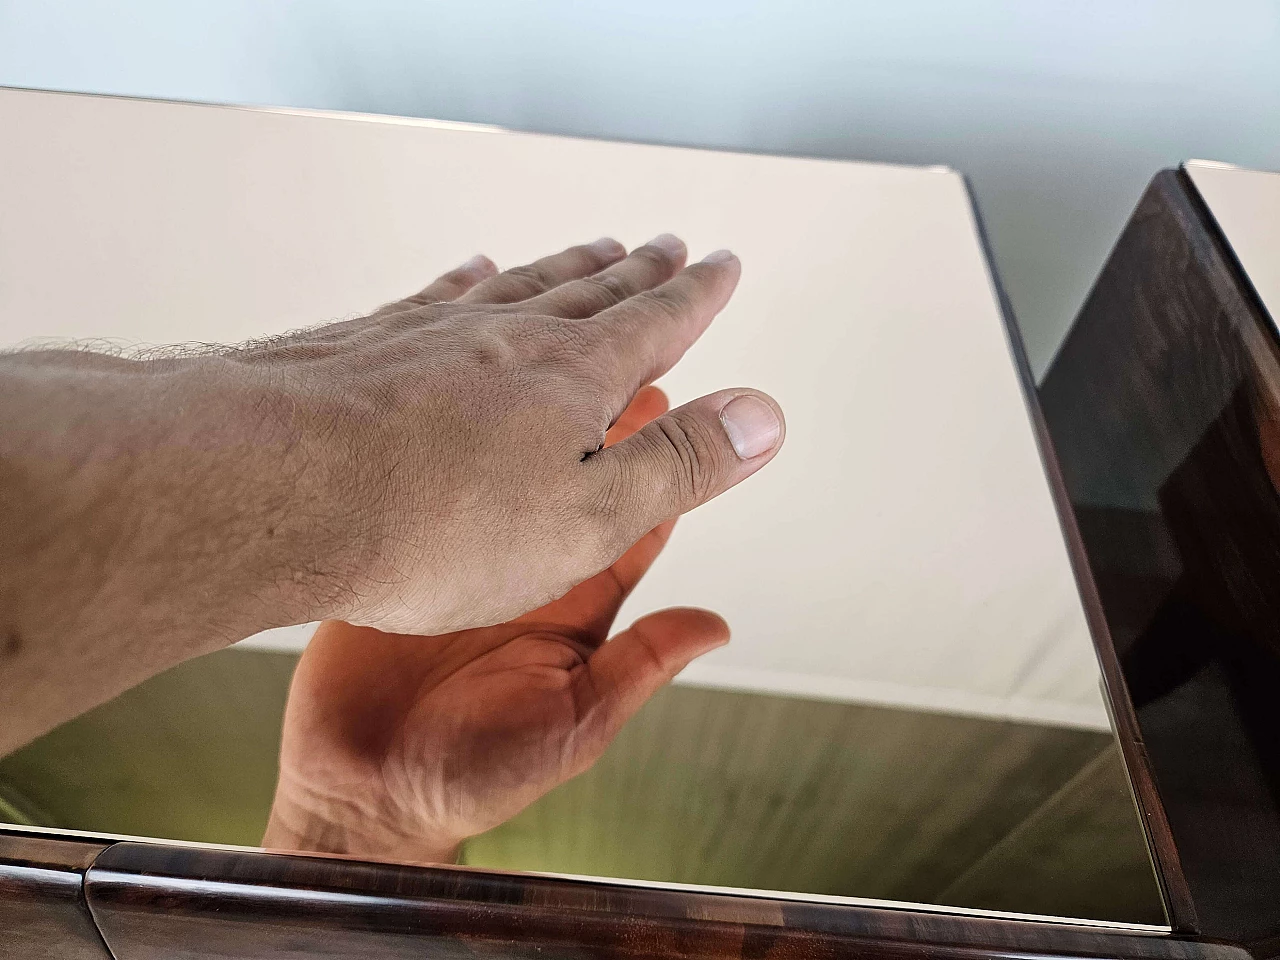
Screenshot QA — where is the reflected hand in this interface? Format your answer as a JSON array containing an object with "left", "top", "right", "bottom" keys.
[{"left": 263, "top": 388, "right": 729, "bottom": 863}]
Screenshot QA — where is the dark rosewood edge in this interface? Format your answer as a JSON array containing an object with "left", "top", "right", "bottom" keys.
[
  {"left": 81, "top": 842, "right": 1222, "bottom": 960},
  {"left": 1039, "top": 167, "right": 1280, "bottom": 949},
  {"left": 4, "top": 824, "right": 1224, "bottom": 960},
  {"left": 963, "top": 176, "right": 1195, "bottom": 933},
  {"left": 0, "top": 829, "right": 113, "bottom": 959},
  {"left": 6, "top": 825, "right": 1225, "bottom": 960}
]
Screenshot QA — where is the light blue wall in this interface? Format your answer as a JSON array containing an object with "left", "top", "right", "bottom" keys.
[{"left": 2, "top": 0, "right": 1277, "bottom": 373}]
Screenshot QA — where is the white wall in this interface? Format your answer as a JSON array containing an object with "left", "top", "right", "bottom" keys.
[{"left": 1, "top": 0, "right": 1277, "bottom": 373}]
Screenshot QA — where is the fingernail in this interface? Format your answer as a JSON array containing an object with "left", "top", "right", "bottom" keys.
[
  {"left": 701, "top": 249, "right": 736, "bottom": 265},
  {"left": 646, "top": 233, "right": 686, "bottom": 258},
  {"left": 720, "top": 395, "right": 781, "bottom": 460},
  {"left": 462, "top": 253, "right": 496, "bottom": 275},
  {"left": 588, "top": 237, "right": 626, "bottom": 258}
]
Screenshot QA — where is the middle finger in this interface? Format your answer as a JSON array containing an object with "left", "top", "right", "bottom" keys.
[
  {"left": 520, "top": 233, "right": 687, "bottom": 319},
  {"left": 457, "top": 237, "right": 626, "bottom": 304}
]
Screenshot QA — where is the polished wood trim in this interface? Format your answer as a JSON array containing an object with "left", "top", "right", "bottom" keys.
[
  {"left": 0, "top": 829, "right": 114, "bottom": 959},
  {"left": 84, "top": 842, "right": 1232, "bottom": 960},
  {"left": 1040, "top": 168, "right": 1280, "bottom": 945},
  {"left": 968, "top": 175, "right": 1193, "bottom": 931}
]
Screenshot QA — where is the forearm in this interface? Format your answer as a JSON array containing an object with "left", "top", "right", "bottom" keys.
[{"left": 0, "top": 350, "right": 376, "bottom": 754}]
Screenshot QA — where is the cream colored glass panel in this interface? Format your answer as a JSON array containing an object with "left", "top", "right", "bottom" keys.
[{"left": 0, "top": 87, "right": 1103, "bottom": 729}]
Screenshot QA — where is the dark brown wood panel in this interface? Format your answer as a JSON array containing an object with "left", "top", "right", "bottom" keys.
[
  {"left": 969, "top": 177, "right": 1195, "bottom": 932},
  {"left": 0, "top": 830, "right": 113, "bottom": 959},
  {"left": 1039, "top": 169, "right": 1280, "bottom": 945},
  {"left": 85, "top": 842, "right": 1232, "bottom": 960}
]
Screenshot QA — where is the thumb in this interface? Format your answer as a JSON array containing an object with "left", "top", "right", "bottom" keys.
[
  {"left": 584, "top": 388, "right": 784, "bottom": 551},
  {"left": 567, "top": 608, "right": 729, "bottom": 766}
]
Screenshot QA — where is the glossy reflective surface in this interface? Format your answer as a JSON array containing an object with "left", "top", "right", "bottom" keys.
[
  {"left": 1185, "top": 160, "right": 1280, "bottom": 329},
  {"left": 0, "top": 88, "right": 1157, "bottom": 923},
  {"left": 80, "top": 842, "right": 1193, "bottom": 960},
  {"left": 0, "top": 87, "right": 1105, "bottom": 730},
  {"left": 1040, "top": 167, "right": 1280, "bottom": 942},
  {"left": 0, "top": 831, "right": 112, "bottom": 959}
]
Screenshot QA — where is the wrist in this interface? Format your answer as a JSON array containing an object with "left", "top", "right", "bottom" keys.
[
  {"left": 264, "top": 784, "right": 463, "bottom": 865},
  {"left": 123, "top": 355, "right": 373, "bottom": 639},
  {"left": 1, "top": 350, "right": 377, "bottom": 647},
  {"left": 232, "top": 355, "right": 410, "bottom": 628}
]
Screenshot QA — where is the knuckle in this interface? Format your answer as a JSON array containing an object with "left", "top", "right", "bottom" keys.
[
  {"left": 636, "top": 286, "right": 691, "bottom": 322},
  {"left": 574, "top": 272, "right": 633, "bottom": 307},
  {"left": 633, "top": 244, "right": 674, "bottom": 270},
  {"left": 631, "top": 630, "right": 671, "bottom": 675},
  {"left": 495, "top": 264, "right": 552, "bottom": 299},
  {"left": 465, "top": 326, "right": 521, "bottom": 373},
  {"left": 577, "top": 456, "right": 634, "bottom": 557},
  {"left": 650, "top": 412, "right": 720, "bottom": 506}
]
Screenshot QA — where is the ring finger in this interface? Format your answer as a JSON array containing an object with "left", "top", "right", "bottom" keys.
[{"left": 458, "top": 237, "right": 627, "bottom": 304}]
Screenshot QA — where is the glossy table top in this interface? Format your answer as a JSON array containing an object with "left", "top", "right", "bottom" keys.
[
  {"left": 0, "top": 86, "right": 1104, "bottom": 728},
  {"left": 0, "top": 86, "right": 1168, "bottom": 928}
]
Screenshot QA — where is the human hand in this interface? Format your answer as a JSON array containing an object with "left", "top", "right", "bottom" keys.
[
  {"left": 230, "top": 234, "right": 784, "bottom": 635},
  {"left": 262, "top": 387, "right": 728, "bottom": 863},
  {"left": 0, "top": 234, "right": 782, "bottom": 755}
]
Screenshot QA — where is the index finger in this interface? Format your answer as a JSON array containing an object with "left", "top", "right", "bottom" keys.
[{"left": 583, "top": 250, "right": 741, "bottom": 406}]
